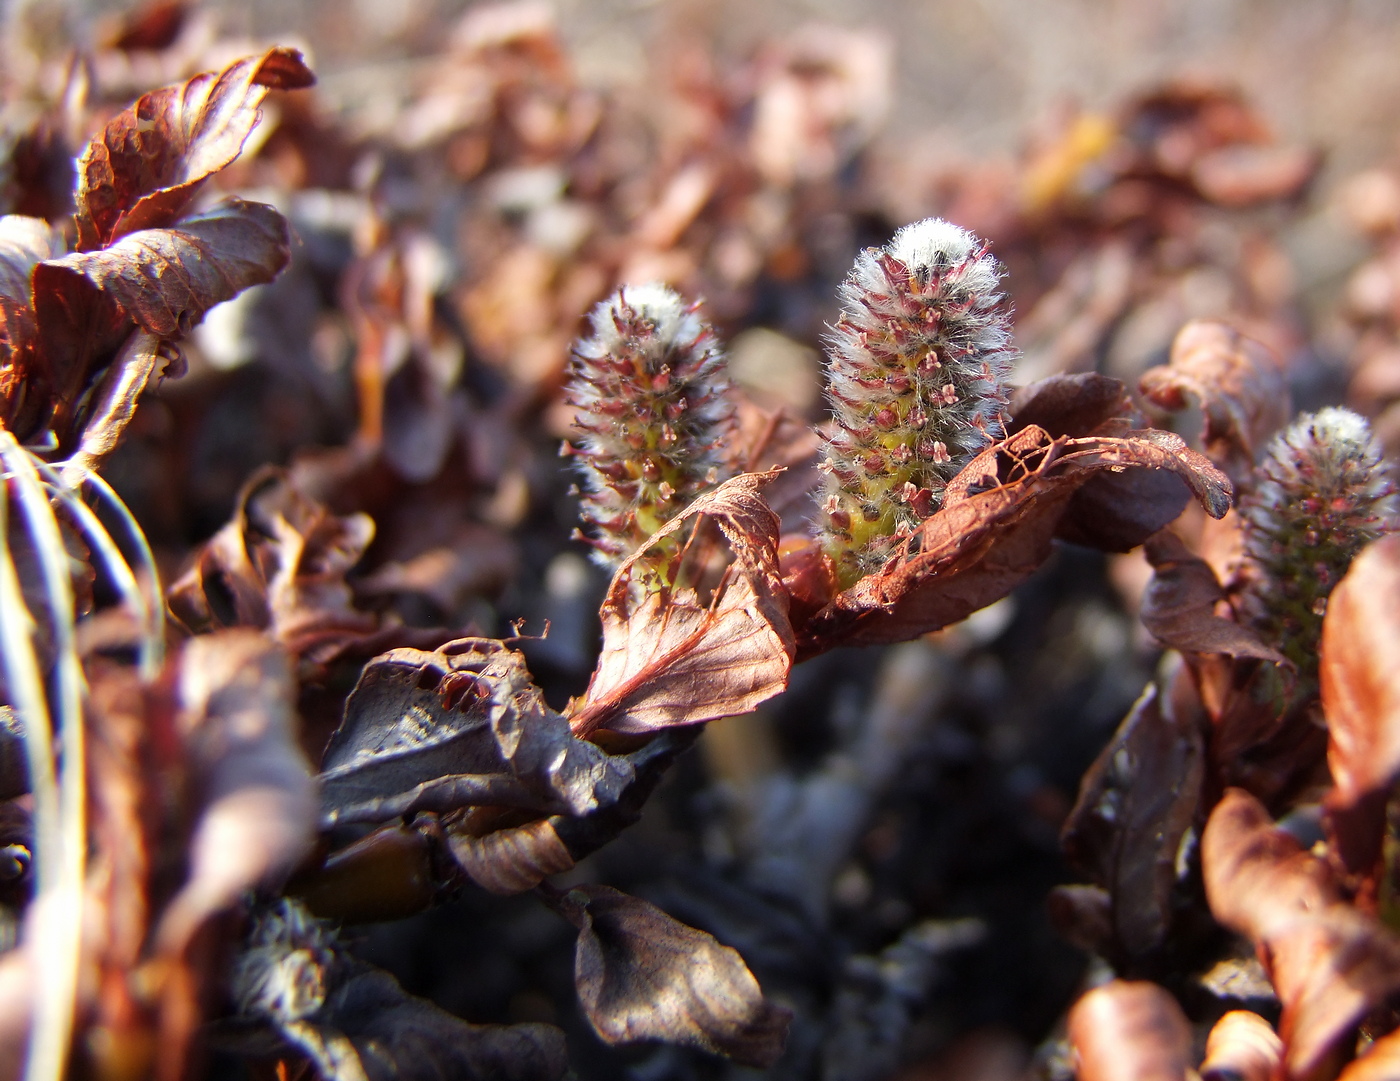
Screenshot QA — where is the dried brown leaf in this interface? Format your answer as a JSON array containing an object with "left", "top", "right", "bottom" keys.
[
  {"left": 156, "top": 631, "right": 316, "bottom": 957},
  {"left": 75, "top": 47, "right": 314, "bottom": 249},
  {"left": 318, "top": 639, "right": 632, "bottom": 828},
  {"left": 1061, "top": 662, "right": 1205, "bottom": 961},
  {"left": 45, "top": 198, "right": 291, "bottom": 338},
  {"left": 1141, "top": 530, "right": 1284, "bottom": 660},
  {"left": 1335, "top": 1024, "right": 1400, "bottom": 1081},
  {"left": 569, "top": 471, "right": 793, "bottom": 736},
  {"left": 1007, "top": 372, "right": 1135, "bottom": 439},
  {"left": 1203, "top": 787, "right": 1343, "bottom": 942},
  {"left": 1067, "top": 980, "right": 1192, "bottom": 1081},
  {"left": 167, "top": 467, "right": 380, "bottom": 663},
  {"left": 555, "top": 884, "right": 791, "bottom": 1067},
  {"left": 449, "top": 818, "right": 576, "bottom": 895},
  {"left": 0, "top": 215, "right": 61, "bottom": 303},
  {"left": 1202, "top": 788, "right": 1400, "bottom": 1079},
  {"left": 1139, "top": 321, "right": 1291, "bottom": 487},
  {"left": 444, "top": 731, "right": 693, "bottom": 895},
  {"left": 799, "top": 425, "right": 1231, "bottom": 656},
  {"left": 1200, "top": 1010, "right": 1283, "bottom": 1081},
  {"left": 1322, "top": 535, "right": 1400, "bottom": 810}
]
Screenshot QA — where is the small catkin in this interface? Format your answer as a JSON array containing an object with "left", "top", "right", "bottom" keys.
[
  {"left": 566, "top": 283, "right": 736, "bottom": 568},
  {"left": 818, "top": 218, "right": 1016, "bottom": 585},
  {"left": 1239, "top": 406, "right": 1397, "bottom": 684}
]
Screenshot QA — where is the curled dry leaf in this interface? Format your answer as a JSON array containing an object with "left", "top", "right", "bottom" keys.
[
  {"left": 45, "top": 198, "right": 291, "bottom": 338},
  {"left": 1067, "top": 979, "right": 1192, "bottom": 1081},
  {"left": 1200, "top": 1010, "right": 1283, "bottom": 1081},
  {"left": 798, "top": 425, "right": 1231, "bottom": 657},
  {"left": 156, "top": 630, "right": 317, "bottom": 957},
  {"left": 1140, "top": 529, "right": 1285, "bottom": 661},
  {"left": 318, "top": 639, "right": 633, "bottom": 828},
  {"left": 553, "top": 884, "right": 791, "bottom": 1068},
  {"left": 1139, "top": 321, "right": 1291, "bottom": 488},
  {"left": 446, "top": 730, "right": 691, "bottom": 895},
  {"left": 1322, "top": 535, "right": 1400, "bottom": 874},
  {"left": 75, "top": 46, "right": 315, "bottom": 249},
  {"left": 1202, "top": 788, "right": 1400, "bottom": 1079},
  {"left": 568, "top": 470, "right": 794, "bottom": 737},
  {"left": 1061, "top": 661, "right": 1205, "bottom": 962},
  {"left": 168, "top": 467, "right": 380, "bottom": 663}
]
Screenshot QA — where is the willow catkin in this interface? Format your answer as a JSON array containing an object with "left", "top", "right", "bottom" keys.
[
  {"left": 566, "top": 283, "right": 736, "bottom": 568},
  {"left": 1239, "top": 406, "right": 1397, "bottom": 686},
  {"left": 818, "top": 218, "right": 1016, "bottom": 585}
]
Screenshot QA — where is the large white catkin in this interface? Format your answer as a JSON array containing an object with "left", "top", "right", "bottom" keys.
[
  {"left": 818, "top": 218, "right": 1017, "bottom": 584},
  {"left": 566, "top": 284, "right": 736, "bottom": 567}
]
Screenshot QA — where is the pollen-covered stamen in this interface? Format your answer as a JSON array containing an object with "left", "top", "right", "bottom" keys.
[
  {"left": 816, "top": 217, "right": 1017, "bottom": 586},
  {"left": 566, "top": 282, "right": 737, "bottom": 568}
]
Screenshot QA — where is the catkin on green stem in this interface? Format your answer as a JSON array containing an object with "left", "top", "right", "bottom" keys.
[
  {"left": 566, "top": 284, "right": 736, "bottom": 570},
  {"left": 817, "top": 218, "right": 1016, "bottom": 586}
]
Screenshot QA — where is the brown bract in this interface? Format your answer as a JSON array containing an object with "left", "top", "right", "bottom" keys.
[
  {"left": 1202, "top": 788, "right": 1400, "bottom": 1080},
  {"left": 795, "top": 424, "right": 1230, "bottom": 658},
  {"left": 1067, "top": 979, "right": 1192, "bottom": 1081},
  {"left": 568, "top": 470, "right": 794, "bottom": 736},
  {"left": 553, "top": 884, "right": 791, "bottom": 1068},
  {"left": 74, "top": 46, "right": 314, "bottom": 250},
  {"left": 1321, "top": 536, "right": 1400, "bottom": 876},
  {"left": 1140, "top": 321, "right": 1291, "bottom": 489}
]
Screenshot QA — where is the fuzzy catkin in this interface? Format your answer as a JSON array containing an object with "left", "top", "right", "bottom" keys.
[
  {"left": 1239, "top": 406, "right": 1397, "bottom": 684},
  {"left": 566, "top": 283, "right": 736, "bottom": 567},
  {"left": 818, "top": 218, "right": 1016, "bottom": 585}
]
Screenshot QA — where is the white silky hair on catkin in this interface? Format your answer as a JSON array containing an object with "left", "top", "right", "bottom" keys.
[{"left": 886, "top": 218, "right": 997, "bottom": 292}]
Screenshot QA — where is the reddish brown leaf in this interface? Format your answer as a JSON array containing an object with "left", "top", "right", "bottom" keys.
[
  {"left": 1067, "top": 980, "right": 1192, "bottom": 1081},
  {"left": 44, "top": 199, "right": 290, "bottom": 338},
  {"left": 1202, "top": 788, "right": 1400, "bottom": 1079},
  {"left": 1203, "top": 788, "right": 1343, "bottom": 941},
  {"left": 1141, "top": 529, "right": 1284, "bottom": 660},
  {"left": 1336, "top": 1024, "right": 1400, "bottom": 1081},
  {"left": 28, "top": 261, "right": 129, "bottom": 437},
  {"left": 1061, "top": 662, "right": 1205, "bottom": 961},
  {"left": 75, "top": 47, "right": 315, "bottom": 249},
  {"left": 1323, "top": 536, "right": 1400, "bottom": 810},
  {"left": 798, "top": 425, "right": 1231, "bottom": 657},
  {"left": 1268, "top": 909, "right": 1400, "bottom": 1081},
  {"left": 1200, "top": 1010, "right": 1283, "bottom": 1081},
  {"left": 1007, "top": 372, "right": 1135, "bottom": 439},
  {"left": 1139, "top": 321, "right": 1291, "bottom": 488},
  {"left": 568, "top": 471, "right": 794, "bottom": 736},
  {"left": 554, "top": 884, "right": 791, "bottom": 1067}
]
